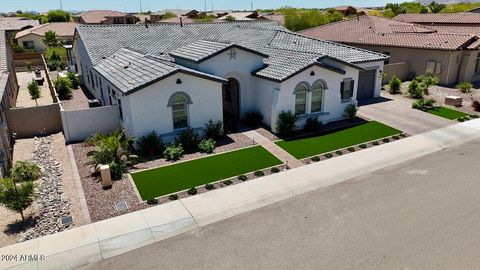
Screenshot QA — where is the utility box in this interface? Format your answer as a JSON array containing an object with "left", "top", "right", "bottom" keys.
[
  {"left": 100, "top": 165, "right": 112, "bottom": 189},
  {"left": 445, "top": 96, "right": 462, "bottom": 107}
]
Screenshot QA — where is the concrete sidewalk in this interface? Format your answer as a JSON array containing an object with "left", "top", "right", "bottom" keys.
[{"left": 2, "top": 120, "right": 480, "bottom": 270}]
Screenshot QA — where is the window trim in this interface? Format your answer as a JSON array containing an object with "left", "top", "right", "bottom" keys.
[
  {"left": 475, "top": 52, "right": 480, "bottom": 75},
  {"left": 168, "top": 92, "right": 192, "bottom": 130},
  {"left": 294, "top": 82, "right": 309, "bottom": 116},
  {"left": 341, "top": 78, "right": 354, "bottom": 103},
  {"left": 311, "top": 80, "right": 326, "bottom": 113}
]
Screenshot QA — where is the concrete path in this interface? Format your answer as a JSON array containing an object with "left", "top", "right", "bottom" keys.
[
  {"left": 2, "top": 120, "right": 480, "bottom": 270},
  {"left": 242, "top": 130, "right": 303, "bottom": 168},
  {"left": 15, "top": 71, "right": 54, "bottom": 108},
  {"left": 358, "top": 92, "right": 454, "bottom": 135},
  {"left": 85, "top": 136, "right": 480, "bottom": 270}
]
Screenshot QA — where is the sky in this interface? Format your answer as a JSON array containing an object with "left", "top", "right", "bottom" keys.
[{"left": 0, "top": 0, "right": 403, "bottom": 13}]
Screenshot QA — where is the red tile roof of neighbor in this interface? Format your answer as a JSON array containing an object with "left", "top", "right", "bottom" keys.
[
  {"left": 15, "top": 22, "right": 77, "bottom": 38},
  {"left": 74, "top": 10, "right": 130, "bottom": 24},
  {"left": 394, "top": 13, "right": 480, "bottom": 24},
  {"left": 299, "top": 15, "right": 480, "bottom": 51}
]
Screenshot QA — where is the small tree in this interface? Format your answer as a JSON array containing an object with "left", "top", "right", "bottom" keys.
[
  {"left": 388, "top": 75, "right": 401, "bottom": 94},
  {"left": 27, "top": 81, "right": 41, "bottom": 106},
  {"left": 47, "top": 9, "right": 71, "bottom": 22},
  {"left": 428, "top": 1, "right": 446, "bottom": 13},
  {"left": 0, "top": 178, "right": 35, "bottom": 222},
  {"left": 67, "top": 72, "right": 80, "bottom": 89},
  {"left": 416, "top": 73, "right": 439, "bottom": 95},
  {"left": 25, "top": 60, "right": 33, "bottom": 72},
  {"left": 408, "top": 79, "right": 423, "bottom": 99},
  {"left": 276, "top": 110, "right": 296, "bottom": 136},
  {"left": 11, "top": 161, "right": 41, "bottom": 182},
  {"left": 54, "top": 77, "right": 72, "bottom": 100},
  {"left": 43, "top": 30, "right": 61, "bottom": 47}
]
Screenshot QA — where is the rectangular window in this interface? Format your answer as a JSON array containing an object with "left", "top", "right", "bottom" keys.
[
  {"left": 295, "top": 91, "right": 307, "bottom": 115},
  {"left": 475, "top": 58, "right": 480, "bottom": 74},
  {"left": 118, "top": 98, "right": 123, "bottom": 121},
  {"left": 311, "top": 90, "right": 323, "bottom": 113},
  {"left": 22, "top": 41, "right": 35, "bottom": 50},
  {"left": 341, "top": 79, "right": 354, "bottom": 101},
  {"left": 426, "top": 61, "right": 436, "bottom": 74},
  {"left": 434, "top": 62, "right": 442, "bottom": 74},
  {"left": 172, "top": 103, "right": 188, "bottom": 129}
]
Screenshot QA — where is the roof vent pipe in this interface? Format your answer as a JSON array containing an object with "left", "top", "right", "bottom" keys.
[
  {"left": 145, "top": 18, "right": 148, "bottom": 28},
  {"left": 180, "top": 17, "right": 183, "bottom": 27}
]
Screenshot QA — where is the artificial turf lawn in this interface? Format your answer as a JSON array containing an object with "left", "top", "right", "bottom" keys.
[
  {"left": 131, "top": 146, "right": 282, "bottom": 200},
  {"left": 424, "top": 107, "right": 469, "bottom": 120},
  {"left": 275, "top": 121, "right": 401, "bottom": 159}
]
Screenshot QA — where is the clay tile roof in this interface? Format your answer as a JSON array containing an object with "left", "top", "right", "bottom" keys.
[
  {"left": 299, "top": 15, "right": 477, "bottom": 51},
  {"left": 0, "top": 17, "right": 39, "bottom": 31},
  {"left": 75, "top": 10, "right": 129, "bottom": 24},
  {"left": 15, "top": 22, "right": 77, "bottom": 39},
  {"left": 394, "top": 13, "right": 480, "bottom": 24}
]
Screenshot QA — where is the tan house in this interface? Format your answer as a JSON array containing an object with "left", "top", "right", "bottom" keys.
[
  {"left": 0, "top": 17, "right": 39, "bottom": 32},
  {"left": 300, "top": 15, "right": 480, "bottom": 85},
  {"left": 334, "top": 6, "right": 368, "bottom": 16},
  {"left": 73, "top": 10, "right": 138, "bottom": 24},
  {"left": 0, "top": 30, "right": 19, "bottom": 176},
  {"left": 15, "top": 22, "right": 76, "bottom": 51},
  {"left": 149, "top": 9, "right": 200, "bottom": 23}
]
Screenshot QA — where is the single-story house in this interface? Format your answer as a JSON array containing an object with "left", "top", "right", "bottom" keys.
[
  {"left": 149, "top": 9, "right": 200, "bottom": 23},
  {"left": 0, "top": 30, "right": 19, "bottom": 176},
  {"left": 394, "top": 13, "right": 480, "bottom": 27},
  {"left": 218, "top": 12, "right": 258, "bottom": 21},
  {"left": 300, "top": 15, "right": 480, "bottom": 84},
  {"left": 15, "top": 22, "right": 77, "bottom": 51},
  {"left": 73, "top": 10, "right": 138, "bottom": 24},
  {"left": 334, "top": 6, "right": 368, "bottom": 16},
  {"left": 73, "top": 21, "right": 387, "bottom": 142}
]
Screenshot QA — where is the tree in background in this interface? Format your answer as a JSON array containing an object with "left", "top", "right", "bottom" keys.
[
  {"left": 385, "top": 3, "right": 407, "bottom": 16},
  {"left": 43, "top": 30, "right": 62, "bottom": 47},
  {"left": 400, "top": 2, "right": 428, "bottom": 13},
  {"left": 428, "top": 1, "right": 446, "bottom": 13},
  {"left": 47, "top": 9, "right": 71, "bottom": 22},
  {"left": 283, "top": 8, "right": 343, "bottom": 32},
  {"left": 162, "top": 11, "right": 177, "bottom": 19},
  {"left": 27, "top": 81, "right": 41, "bottom": 106},
  {"left": 225, "top": 15, "right": 236, "bottom": 22},
  {"left": 0, "top": 178, "right": 35, "bottom": 222}
]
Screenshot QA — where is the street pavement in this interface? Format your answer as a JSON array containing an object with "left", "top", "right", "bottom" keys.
[{"left": 81, "top": 138, "right": 480, "bottom": 270}]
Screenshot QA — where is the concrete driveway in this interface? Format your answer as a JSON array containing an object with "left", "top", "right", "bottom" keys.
[{"left": 358, "top": 92, "right": 454, "bottom": 135}]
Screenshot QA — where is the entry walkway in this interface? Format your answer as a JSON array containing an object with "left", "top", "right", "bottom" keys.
[
  {"left": 242, "top": 130, "right": 303, "bottom": 168},
  {"left": 2, "top": 120, "right": 480, "bottom": 270}
]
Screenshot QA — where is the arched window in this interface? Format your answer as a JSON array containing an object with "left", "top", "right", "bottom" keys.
[
  {"left": 294, "top": 83, "right": 308, "bottom": 115},
  {"left": 168, "top": 92, "right": 192, "bottom": 129},
  {"left": 311, "top": 80, "right": 326, "bottom": 113},
  {"left": 475, "top": 52, "right": 480, "bottom": 74}
]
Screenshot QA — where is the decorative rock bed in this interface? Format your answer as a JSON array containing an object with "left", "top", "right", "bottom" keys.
[{"left": 21, "top": 136, "right": 72, "bottom": 241}]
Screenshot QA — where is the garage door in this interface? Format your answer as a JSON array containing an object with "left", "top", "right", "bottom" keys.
[{"left": 357, "top": 69, "right": 376, "bottom": 100}]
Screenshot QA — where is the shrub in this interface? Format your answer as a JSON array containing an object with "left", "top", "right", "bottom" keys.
[
  {"left": 310, "top": 156, "right": 320, "bottom": 162},
  {"left": 198, "top": 138, "right": 215, "bottom": 154},
  {"left": 382, "top": 138, "right": 390, "bottom": 143},
  {"left": 347, "top": 147, "right": 355, "bottom": 152},
  {"left": 10, "top": 161, "right": 41, "bottom": 182},
  {"left": 25, "top": 60, "right": 33, "bottom": 72},
  {"left": 176, "top": 128, "right": 198, "bottom": 151},
  {"left": 372, "top": 141, "right": 380, "bottom": 146},
  {"left": 458, "top": 117, "right": 466, "bottom": 122},
  {"left": 324, "top": 153, "right": 333, "bottom": 158},
  {"left": 67, "top": 72, "right": 80, "bottom": 89},
  {"left": 344, "top": 104, "right": 358, "bottom": 119},
  {"left": 270, "top": 167, "right": 280, "bottom": 173},
  {"left": 242, "top": 111, "right": 264, "bottom": 127},
  {"left": 359, "top": 144, "right": 367, "bottom": 149},
  {"left": 457, "top": 82, "right": 473, "bottom": 93},
  {"left": 169, "top": 194, "right": 178, "bottom": 200},
  {"left": 400, "top": 133, "right": 407, "bottom": 137},
  {"left": 163, "top": 143, "right": 184, "bottom": 161},
  {"left": 87, "top": 129, "right": 133, "bottom": 180},
  {"left": 27, "top": 81, "right": 41, "bottom": 106},
  {"left": 46, "top": 48, "right": 66, "bottom": 71},
  {"left": 335, "top": 150, "right": 342, "bottom": 155},
  {"left": 204, "top": 120, "right": 223, "bottom": 140},
  {"left": 412, "top": 98, "right": 436, "bottom": 110},
  {"left": 408, "top": 79, "right": 423, "bottom": 99},
  {"left": 254, "top": 170, "right": 264, "bottom": 177},
  {"left": 392, "top": 135, "right": 400, "bottom": 140},
  {"left": 187, "top": 187, "right": 198, "bottom": 195},
  {"left": 137, "top": 131, "right": 163, "bottom": 157},
  {"left": 54, "top": 77, "right": 72, "bottom": 100},
  {"left": 416, "top": 73, "right": 439, "bottom": 95},
  {"left": 388, "top": 75, "right": 401, "bottom": 94},
  {"left": 276, "top": 110, "right": 296, "bottom": 136},
  {"left": 223, "top": 180, "right": 233, "bottom": 185},
  {"left": 238, "top": 174, "right": 248, "bottom": 181},
  {"left": 146, "top": 198, "right": 158, "bottom": 205},
  {"left": 304, "top": 117, "right": 322, "bottom": 132},
  {"left": 205, "top": 183, "right": 215, "bottom": 190},
  {"left": 470, "top": 114, "right": 479, "bottom": 119},
  {"left": 473, "top": 100, "right": 480, "bottom": 112},
  {"left": 0, "top": 178, "right": 35, "bottom": 221}
]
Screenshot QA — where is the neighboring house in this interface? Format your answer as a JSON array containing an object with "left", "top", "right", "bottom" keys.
[
  {"left": 258, "top": 13, "right": 285, "bottom": 25},
  {"left": 73, "top": 10, "right": 138, "bottom": 24},
  {"left": 394, "top": 13, "right": 480, "bottom": 27},
  {"left": 0, "top": 17, "right": 39, "bottom": 32},
  {"left": 300, "top": 15, "right": 480, "bottom": 84},
  {"left": 0, "top": 30, "right": 19, "bottom": 177},
  {"left": 468, "top": 7, "right": 480, "bottom": 13},
  {"left": 149, "top": 9, "right": 200, "bottom": 23},
  {"left": 218, "top": 12, "right": 258, "bottom": 21},
  {"left": 15, "top": 22, "right": 76, "bottom": 51},
  {"left": 73, "top": 21, "right": 386, "bottom": 142},
  {"left": 334, "top": 6, "right": 368, "bottom": 16},
  {"left": 74, "top": 22, "right": 388, "bottom": 142}
]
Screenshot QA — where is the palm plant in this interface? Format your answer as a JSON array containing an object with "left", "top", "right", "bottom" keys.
[
  {"left": 428, "top": 1, "right": 446, "bottom": 13},
  {"left": 386, "top": 3, "right": 407, "bottom": 15},
  {"left": 87, "top": 129, "right": 133, "bottom": 180}
]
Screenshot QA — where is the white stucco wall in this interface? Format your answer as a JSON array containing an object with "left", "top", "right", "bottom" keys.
[
  {"left": 121, "top": 72, "right": 224, "bottom": 143},
  {"left": 272, "top": 63, "right": 360, "bottom": 132},
  {"left": 17, "top": 34, "right": 73, "bottom": 51}
]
